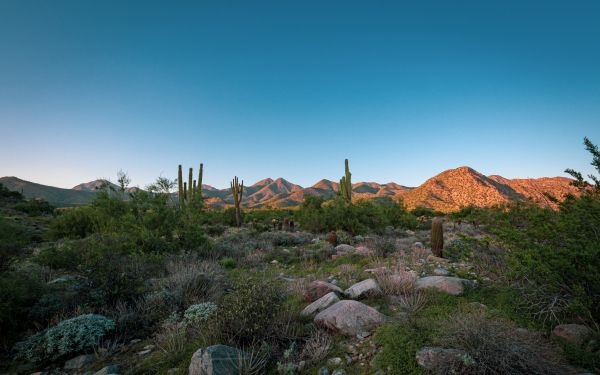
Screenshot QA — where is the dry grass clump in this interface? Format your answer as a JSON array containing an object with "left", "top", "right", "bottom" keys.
[
  {"left": 375, "top": 266, "right": 429, "bottom": 314},
  {"left": 162, "top": 255, "right": 223, "bottom": 307},
  {"left": 435, "top": 311, "right": 575, "bottom": 375},
  {"left": 300, "top": 328, "right": 333, "bottom": 364}
]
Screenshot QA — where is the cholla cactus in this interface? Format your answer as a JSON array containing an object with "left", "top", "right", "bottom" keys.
[{"left": 431, "top": 217, "right": 444, "bottom": 257}]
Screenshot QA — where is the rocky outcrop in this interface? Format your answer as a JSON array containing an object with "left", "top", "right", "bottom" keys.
[
  {"left": 314, "top": 300, "right": 386, "bottom": 336},
  {"left": 344, "top": 279, "right": 382, "bottom": 299},
  {"left": 189, "top": 345, "right": 247, "bottom": 375},
  {"left": 415, "top": 276, "right": 473, "bottom": 296},
  {"left": 552, "top": 324, "right": 593, "bottom": 346},
  {"left": 301, "top": 292, "right": 340, "bottom": 316}
]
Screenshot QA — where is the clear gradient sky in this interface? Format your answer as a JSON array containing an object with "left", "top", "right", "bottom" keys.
[{"left": 1, "top": 1, "right": 599, "bottom": 189}]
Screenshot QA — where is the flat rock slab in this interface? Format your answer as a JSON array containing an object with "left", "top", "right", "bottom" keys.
[
  {"left": 189, "top": 345, "right": 247, "bottom": 375},
  {"left": 552, "top": 324, "right": 593, "bottom": 346},
  {"left": 301, "top": 292, "right": 340, "bottom": 316},
  {"left": 305, "top": 281, "right": 343, "bottom": 302},
  {"left": 314, "top": 300, "right": 386, "bottom": 336},
  {"left": 415, "top": 276, "right": 472, "bottom": 296},
  {"left": 416, "top": 347, "right": 471, "bottom": 370},
  {"left": 344, "top": 279, "right": 382, "bottom": 299}
]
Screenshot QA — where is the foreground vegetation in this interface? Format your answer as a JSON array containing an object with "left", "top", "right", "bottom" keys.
[{"left": 1, "top": 141, "right": 599, "bottom": 374}]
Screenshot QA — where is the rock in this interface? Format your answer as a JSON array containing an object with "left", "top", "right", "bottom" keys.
[
  {"left": 427, "top": 255, "right": 449, "bottom": 263},
  {"left": 143, "top": 344, "right": 155, "bottom": 350},
  {"left": 301, "top": 292, "right": 340, "bottom": 316},
  {"left": 335, "top": 244, "right": 356, "bottom": 255},
  {"left": 355, "top": 246, "right": 374, "bottom": 256},
  {"left": 552, "top": 324, "right": 593, "bottom": 346},
  {"left": 189, "top": 345, "right": 247, "bottom": 375},
  {"left": 318, "top": 368, "right": 330, "bottom": 375},
  {"left": 327, "top": 357, "right": 343, "bottom": 366},
  {"left": 353, "top": 235, "right": 365, "bottom": 242},
  {"left": 332, "top": 369, "right": 346, "bottom": 375},
  {"left": 315, "top": 300, "right": 387, "bottom": 336},
  {"left": 137, "top": 349, "right": 152, "bottom": 355},
  {"left": 271, "top": 260, "right": 279, "bottom": 264},
  {"left": 344, "top": 279, "right": 382, "bottom": 299},
  {"left": 415, "top": 276, "right": 473, "bottom": 296},
  {"left": 433, "top": 268, "right": 450, "bottom": 276},
  {"left": 130, "top": 338, "right": 141, "bottom": 344},
  {"left": 416, "top": 347, "right": 472, "bottom": 370},
  {"left": 406, "top": 230, "right": 415, "bottom": 235},
  {"left": 413, "top": 242, "right": 424, "bottom": 249},
  {"left": 64, "top": 354, "right": 95, "bottom": 370},
  {"left": 304, "top": 281, "right": 344, "bottom": 302},
  {"left": 93, "top": 364, "right": 120, "bottom": 375}
]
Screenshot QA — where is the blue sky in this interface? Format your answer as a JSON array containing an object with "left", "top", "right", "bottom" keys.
[{"left": 1, "top": 1, "right": 599, "bottom": 189}]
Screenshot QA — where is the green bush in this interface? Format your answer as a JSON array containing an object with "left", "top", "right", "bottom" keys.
[
  {"left": 0, "top": 217, "right": 32, "bottom": 270},
  {"left": 13, "top": 199, "right": 54, "bottom": 216},
  {"left": 47, "top": 207, "right": 97, "bottom": 240},
  {"left": 14, "top": 314, "right": 115, "bottom": 362},
  {"left": 183, "top": 302, "right": 218, "bottom": 325}
]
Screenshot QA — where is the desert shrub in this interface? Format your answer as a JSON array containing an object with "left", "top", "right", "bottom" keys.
[
  {"left": 220, "top": 257, "right": 237, "bottom": 269},
  {"left": 47, "top": 207, "right": 97, "bottom": 240},
  {"left": 162, "top": 256, "right": 223, "bottom": 309},
  {"left": 371, "top": 236, "right": 397, "bottom": 257},
  {"left": 258, "top": 231, "right": 312, "bottom": 247},
  {"left": 204, "top": 223, "right": 227, "bottom": 236},
  {"left": 443, "top": 238, "right": 476, "bottom": 261},
  {"left": 14, "top": 199, "right": 54, "bottom": 216},
  {"left": 217, "top": 277, "right": 287, "bottom": 346},
  {"left": 434, "top": 311, "right": 573, "bottom": 374},
  {"left": 300, "top": 328, "right": 332, "bottom": 365},
  {"left": 0, "top": 217, "right": 32, "bottom": 270},
  {"left": 410, "top": 206, "right": 443, "bottom": 218},
  {"left": 183, "top": 302, "right": 217, "bottom": 325},
  {"left": 14, "top": 314, "right": 115, "bottom": 362}
]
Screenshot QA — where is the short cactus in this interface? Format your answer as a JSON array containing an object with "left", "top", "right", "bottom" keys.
[{"left": 431, "top": 217, "right": 444, "bottom": 257}]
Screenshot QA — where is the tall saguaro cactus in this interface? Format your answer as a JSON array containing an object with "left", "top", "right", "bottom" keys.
[
  {"left": 431, "top": 217, "right": 444, "bottom": 257},
  {"left": 231, "top": 176, "right": 244, "bottom": 227},
  {"left": 178, "top": 165, "right": 184, "bottom": 207},
  {"left": 339, "top": 158, "right": 352, "bottom": 203},
  {"left": 197, "top": 163, "right": 203, "bottom": 201},
  {"left": 188, "top": 168, "right": 193, "bottom": 202}
]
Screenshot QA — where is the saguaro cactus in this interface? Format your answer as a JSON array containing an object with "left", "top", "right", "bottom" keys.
[
  {"left": 231, "top": 176, "right": 244, "bottom": 227},
  {"left": 188, "top": 168, "right": 193, "bottom": 202},
  {"left": 197, "top": 163, "right": 204, "bottom": 201},
  {"left": 178, "top": 165, "right": 184, "bottom": 207},
  {"left": 431, "top": 217, "right": 444, "bottom": 257},
  {"left": 339, "top": 158, "right": 352, "bottom": 203}
]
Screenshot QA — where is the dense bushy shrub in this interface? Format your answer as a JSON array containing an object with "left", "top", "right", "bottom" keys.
[
  {"left": 14, "top": 199, "right": 54, "bottom": 216},
  {"left": 0, "top": 217, "right": 32, "bottom": 270},
  {"left": 14, "top": 314, "right": 115, "bottom": 362}
]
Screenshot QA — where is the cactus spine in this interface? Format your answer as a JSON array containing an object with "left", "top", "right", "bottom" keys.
[
  {"left": 431, "top": 217, "right": 444, "bottom": 257},
  {"left": 339, "top": 158, "right": 352, "bottom": 203},
  {"left": 231, "top": 176, "right": 244, "bottom": 227},
  {"left": 178, "top": 165, "right": 184, "bottom": 207}
]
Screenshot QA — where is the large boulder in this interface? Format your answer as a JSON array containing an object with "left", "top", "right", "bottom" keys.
[
  {"left": 344, "top": 279, "right": 382, "bottom": 299},
  {"left": 93, "top": 364, "right": 120, "bottom": 375},
  {"left": 301, "top": 292, "right": 340, "bottom": 316},
  {"left": 416, "top": 347, "right": 472, "bottom": 371},
  {"left": 415, "top": 276, "right": 472, "bottom": 296},
  {"left": 304, "top": 281, "right": 344, "bottom": 302},
  {"left": 64, "top": 354, "right": 94, "bottom": 370},
  {"left": 314, "top": 300, "right": 386, "bottom": 336},
  {"left": 189, "top": 345, "right": 247, "bottom": 375},
  {"left": 552, "top": 324, "right": 593, "bottom": 346}
]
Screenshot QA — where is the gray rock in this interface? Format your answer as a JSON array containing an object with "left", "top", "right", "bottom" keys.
[
  {"left": 301, "top": 292, "right": 340, "bottom": 316},
  {"left": 334, "top": 244, "right": 356, "bottom": 255},
  {"left": 552, "top": 324, "right": 593, "bottom": 346},
  {"left": 327, "top": 357, "right": 343, "bottom": 366},
  {"left": 64, "top": 354, "right": 95, "bottom": 370},
  {"left": 416, "top": 347, "right": 472, "bottom": 370},
  {"left": 304, "top": 280, "right": 344, "bottom": 302},
  {"left": 318, "top": 367, "right": 330, "bottom": 375},
  {"left": 189, "top": 345, "right": 247, "bottom": 375},
  {"left": 433, "top": 268, "right": 450, "bottom": 276},
  {"left": 344, "top": 279, "right": 382, "bottom": 299},
  {"left": 315, "top": 300, "right": 386, "bottom": 336},
  {"left": 415, "top": 276, "right": 473, "bottom": 296},
  {"left": 332, "top": 370, "right": 346, "bottom": 375},
  {"left": 93, "top": 364, "right": 120, "bottom": 375}
]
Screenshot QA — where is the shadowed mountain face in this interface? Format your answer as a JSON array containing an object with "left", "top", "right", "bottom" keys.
[{"left": 0, "top": 167, "right": 580, "bottom": 211}]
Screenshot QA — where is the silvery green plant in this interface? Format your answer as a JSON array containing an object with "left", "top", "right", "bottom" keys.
[
  {"left": 183, "top": 302, "right": 217, "bottom": 325},
  {"left": 14, "top": 314, "right": 115, "bottom": 362}
]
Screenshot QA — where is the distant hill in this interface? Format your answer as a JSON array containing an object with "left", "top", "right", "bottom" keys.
[
  {"left": 0, "top": 177, "right": 97, "bottom": 207},
  {"left": 0, "top": 167, "right": 580, "bottom": 211}
]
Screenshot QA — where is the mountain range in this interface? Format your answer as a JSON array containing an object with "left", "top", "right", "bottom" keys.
[{"left": 0, "top": 166, "right": 580, "bottom": 212}]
